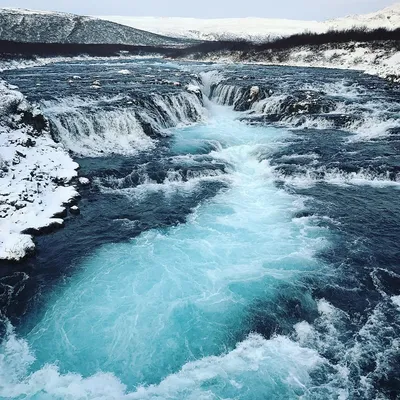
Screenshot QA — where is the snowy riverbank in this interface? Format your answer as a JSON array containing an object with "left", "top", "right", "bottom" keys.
[
  {"left": 180, "top": 41, "right": 400, "bottom": 83},
  {"left": 0, "top": 80, "right": 79, "bottom": 261}
]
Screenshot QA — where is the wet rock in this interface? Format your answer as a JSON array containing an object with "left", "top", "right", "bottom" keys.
[
  {"left": 14, "top": 201, "right": 26, "bottom": 210},
  {"left": 53, "top": 208, "right": 68, "bottom": 218},
  {"left": 314, "top": 113, "right": 360, "bottom": 129},
  {"left": 23, "top": 220, "right": 65, "bottom": 235},
  {"left": 16, "top": 150, "right": 26, "bottom": 158},
  {"left": 19, "top": 137, "right": 36, "bottom": 147},
  {"left": 278, "top": 90, "right": 336, "bottom": 115},
  {"left": 70, "top": 205, "right": 80, "bottom": 215},
  {"left": 233, "top": 85, "right": 270, "bottom": 112},
  {"left": 20, "top": 109, "right": 48, "bottom": 133}
]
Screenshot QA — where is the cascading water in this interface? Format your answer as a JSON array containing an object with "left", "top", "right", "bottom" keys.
[
  {"left": 1, "top": 60, "right": 399, "bottom": 399},
  {"left": 43, "top": 91, "right": 204, "bottom": 157},
  {"left": 0, "top": 86, "right": 332, "bottom": 399}
]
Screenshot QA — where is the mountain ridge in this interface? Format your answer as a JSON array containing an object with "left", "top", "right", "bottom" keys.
[
  {"left": 0, "top": 8, "right": 185, "bottom": 46},
  {"left": 98, "top": 3, "right": 400, "bottom": 42}
]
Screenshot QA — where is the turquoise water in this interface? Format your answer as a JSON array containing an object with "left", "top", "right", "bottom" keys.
[{"left": 0, "top": 103, "right": 330, "bottom": 399}]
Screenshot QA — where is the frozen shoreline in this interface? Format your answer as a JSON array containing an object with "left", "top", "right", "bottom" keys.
[{"left": 0, "top": 80, "right": 79, "bottom": 261}]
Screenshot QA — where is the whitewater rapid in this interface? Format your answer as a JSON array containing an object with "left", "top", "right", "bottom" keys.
[
  {"left": 1, "top": 60, "right": 399, "bottom": 399},
  {"left": 0, "top": 101, "right": 333, "bottom": 399}
]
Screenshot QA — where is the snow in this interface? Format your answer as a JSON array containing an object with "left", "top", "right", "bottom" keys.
[
  {"left": 1, "top": 7, "right": 60, "bottom": 16},
  {"left": 98, "top": 3, "right": 400, "bottom": 42},
  {"left": 0, "top": 80, "right": 79, "bottom": 261},
  {"left": 188, "top": 41, "right": 400, "bottom": 83},
  {"left": 78, "top": 177, "right": 90, "bottom": 185},
  {"left": 280, "top": 44, "right": 400, "bottom": 82},
  {"left": 327, "top": 3, "right": 400, "bottom": 31},
  {"left": 186, "top": 84, "right": 202, "bottom": 94},
  {"left": 97, "top": 16, "right": 325, "bottom": 42}
]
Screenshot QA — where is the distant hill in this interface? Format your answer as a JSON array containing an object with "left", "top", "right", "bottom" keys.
[
  {"left": 0, "top": 8, "right": 185, "bottom": 47},
  {"left": 99, "top": 3, "right": 400, "bottom": 42}
]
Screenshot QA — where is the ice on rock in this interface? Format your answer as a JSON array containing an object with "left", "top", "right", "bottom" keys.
[
  {"left": 69, "top": 205, "right": 80, "bottom": 215},
  {"left": 78, "top": 177, "right": 90, "bottom": 185},
  {"left": 0, "top": 80, "right": 79, "bottom": 261},
  {"left": 0, "top": 232, "right": 35, "bottom": 261},
  {"left": 249, "top": 86, "right": 260, "bottom": 102},
  {"left": 91, "top": 80, "right": 101, "bottom": 89},
  {"left": 186, "top": 84, "right": 202, "bottom": 94}
]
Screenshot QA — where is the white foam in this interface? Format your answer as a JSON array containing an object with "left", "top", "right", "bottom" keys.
[
  {"left": 278, "top": 167, "right": 400, "bottom": 189},
  {"left": 48, "top": 107, "right": 154, "bottom": 157},
  {"left": 199, "top": 70, "right": 225, "bottom": 98},
  {"left": 42, "top": 91, "right": 205, "bottom": 157},
  {"left": 0, "top": 326, "right": 324, "bottom": 399},
  {"left": 392, "top": 295, "right": 400, "bottom": 310}
]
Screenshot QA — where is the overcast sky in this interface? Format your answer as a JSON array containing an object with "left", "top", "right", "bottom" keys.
[{"left": 0, "top": 0, "right": 397, "bottom": 19}]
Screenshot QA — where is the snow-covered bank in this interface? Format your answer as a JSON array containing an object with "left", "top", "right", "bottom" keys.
[
  {"left": 0, "top": 80, "right": 79, "bottom": 261},
  {"left": 179, "top": 41, "right": 400, "bottom": 83}
]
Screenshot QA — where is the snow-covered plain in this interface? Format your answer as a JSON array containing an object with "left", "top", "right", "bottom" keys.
[
  {"left": 193, "top": 42, "right": 400, "bottom": 83},
  {"left": 99, "top": 3, "right": 400, "bottom": 42},
  {"left": 0, "top": 81, "right": 79, "bottom": 261},
  {"left": 97, "top": 16, "right": 325, "bottom": 42}
]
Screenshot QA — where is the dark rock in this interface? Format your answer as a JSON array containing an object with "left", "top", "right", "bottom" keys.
[
  {"left": 21, "top": 110, "right": 48, "bottom": 133},
  {"left": 20, "top": 137, "right": 36, "bottom": 147},
  {"left": 69, "top": 206, "right": 80, "bottom": 215},
  {"left": 15, "top": 201, "right": 26, "bottom": 210},
  {"left": 278, "top": 90, "right": 336, "bottom": 115},
  {"left": 16, "top": 150, "right": 26, "bottom": 158},
  {"left": 23, "top": 220, "right": 65, "bottom": 235},
  {"left": 53, "top": 208, "right": 68, "bottom": 218},
  {"left": 234, "top": 85, "right": 270, "bottom": 112}
]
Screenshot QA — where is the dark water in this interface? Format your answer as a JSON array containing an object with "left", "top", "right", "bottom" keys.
[{"left": 0, "top": 59, "right": 399, "bottom": 399}]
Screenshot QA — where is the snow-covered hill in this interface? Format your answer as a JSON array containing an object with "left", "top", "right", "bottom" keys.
[
  {"left": 96, "top": 16, "right": 326, "bottom": 42},
  {"left": 99, "top": 3, "right": 400, "bottom": 42},
  {"left": 327, "top": 3, "right": 400, "bottom": 31},
  {"left": 0, "top": 8, "right": 183, "bottom": 46}
]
